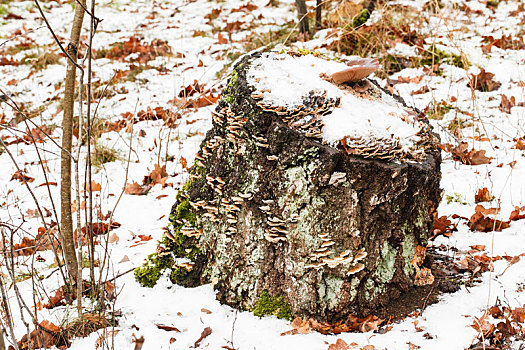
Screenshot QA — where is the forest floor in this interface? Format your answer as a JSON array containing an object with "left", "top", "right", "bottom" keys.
[{"left": 1, "top": 0, "right": 525, "bottom": 349}]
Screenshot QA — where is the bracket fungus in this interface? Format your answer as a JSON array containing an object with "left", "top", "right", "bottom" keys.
[
  {"left": 145, "top": 51, "right": 441, "bottom": 322},
  {"left": 330, "top": 57, "right": 380, "bottom": 84}
]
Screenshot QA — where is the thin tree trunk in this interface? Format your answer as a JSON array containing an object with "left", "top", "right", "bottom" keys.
[
  {"left": 315, "top": 0, "right": 322, "bottom": 30},
  {"left": 61, "top": 0, "right": 86, "bottom": 286},
  {"left": 295, "top": 0, "right": 309, "bottom": 36}
]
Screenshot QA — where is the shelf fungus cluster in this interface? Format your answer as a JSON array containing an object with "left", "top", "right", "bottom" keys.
[
  {"left": 157, "top": 52, "right": 442, "bottom": 322},
  {"left": 305, "top": 234, "right": 367, "bottom": 276}
]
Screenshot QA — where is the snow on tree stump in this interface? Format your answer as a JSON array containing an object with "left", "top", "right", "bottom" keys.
[{"left": 164, "top": 52, "right": 441, "bottom": 322}]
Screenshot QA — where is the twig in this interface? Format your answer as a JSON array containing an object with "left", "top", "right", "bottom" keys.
[{"left": 32, "top": 0, "right": 83, "bottom": 70}]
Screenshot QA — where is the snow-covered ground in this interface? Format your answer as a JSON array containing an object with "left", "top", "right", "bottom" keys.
[{"left": 1, "top": 0, "right": 525, "bottom": 349}]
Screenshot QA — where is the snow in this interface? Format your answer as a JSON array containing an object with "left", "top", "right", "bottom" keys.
[
  {"left": 247, "top": 53, "right": 423, "bottom": 148},
  {"left": 1, "top": 0, "right": 525, "bottom": 349}
]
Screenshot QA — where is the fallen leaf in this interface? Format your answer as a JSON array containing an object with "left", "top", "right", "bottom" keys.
[
  {"left": 475, "top": 188, "right": 495, "bottom": 203},
  {"left": 448, "top": 142, "right": 491, "bottom": 165},
  {"left": 11, "top": 170, "right": 34, "bottom": 183},
  {"left": 156, "top": 324, "right": 181, "bottom": 332},
  {"left": 499, "top": 94, "right": 515, "bottom": 113},
  {"left": 125, "top": 182, "right": 148, "bottom": 195},
  {"left": 193, "top": 327, "right": 212, "bottom": 348},
  {"left": 509, "top": 205, "right": 525, "bottom": 221},
  {"left": 144, "top": 164, "right": 168, "bottom": 187},
  {"left": 431, "top": 212, "right": 455, "bottom": 238},
  {"left": 119, "top": 255, "right": 130, "bottom": 263},
  {"left": 90, "top": 181, "right": 102, "bottom": 192},
  {"left": 469, "top": 205, "right": 510, "bottom": 232},
  {"left": 137, "top": 235, "right": 152, "bottom": 241},
  {"left": 217, "top": 33, "right": 228, "bottom": 44},
  {"left": 467, "top": 68, "right": 501, "bottom": 92},
  {"left": 180, "top": 156, "right": 188, "bottom": 169},
  {"left": 328, "top": 339, "right": 350, "bottom": 350},
  {"left": 109, "top": 232, "right": 119, "bottom": 243},
  {"left": 17, "top": 320, "right": 61, "bottom": 349},
  {"left": 201, "top": 308, "right": 212, "bottom": 314}
]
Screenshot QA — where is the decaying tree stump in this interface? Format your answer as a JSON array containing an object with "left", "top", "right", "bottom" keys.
[{"left": 158, "top": 52, "right": 441, "bottom": 322}]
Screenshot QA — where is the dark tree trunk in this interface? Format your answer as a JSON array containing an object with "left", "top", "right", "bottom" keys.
[
  {"left": 315, "top": 0, "right": 322, "bottom": 30},
  {"left": 295, "top": 0, "right": 309, "bottom": 36}
]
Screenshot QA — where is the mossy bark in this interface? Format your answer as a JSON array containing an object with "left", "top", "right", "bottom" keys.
[{"left": 167, "top": 53, "right": 441, "bottom": 322}]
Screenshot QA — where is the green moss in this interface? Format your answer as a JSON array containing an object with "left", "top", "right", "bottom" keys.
[
  {"left": 352, "top": 9, "right": 370, "bottom": 28},
  {"left": 253, "top": 290, "right": 293, "bottom": 320},
  {"left": 134, "top": 253, "right": 174, "bottom": 288},
  {"left": 223, "top": 70, "right": 239, "bottom": 104},
  {"left": 169, "top": 267, "right": 189, "bottom": 284},
  {"left": 445, "top": 192, "right": 467, "bottom": 205},
  {"left": 486, "top": 0, "right": 499, "bottom": 8}
]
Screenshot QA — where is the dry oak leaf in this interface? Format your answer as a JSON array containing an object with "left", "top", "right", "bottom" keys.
[
  {"left": 469, "top": 205, "right": 510, "bottom": 232},
  {"left": 515, "top": 137, "right": 525, "bottom": 150},
  {"left": 475, "top": 187, "right": 495, "bottom": 203},
  {"left": 470, "top": 311, "right": 496, "bottom": 338},
  {"left": 499, "top": 94, "right": 515, "bottom": 113},
  {"left": 450, "top": 142, "right": 491, "bottom": 165},
  {"left": 328, "top": 339, "right": 350, "bottom": 350},
  {"left": 467, "top": 68, "right": 501, "bottom": 92},
  {"left": 509, "top": 205, "right": 525, "bottom": 221},
  {"left": 431, "top": 212, "right": 455, "bottom": 239},
  {"left": 144, "top": 164, "right": 168, "bottom": 187},
  {"left": 125, "top": 182, "right": 148, "bottom": 195},
  {"left": 11, "top": 170, "right": 34, "bottom": 183},
  {"left": 17, "top": 320, "right": 61, "bottom": 350}
]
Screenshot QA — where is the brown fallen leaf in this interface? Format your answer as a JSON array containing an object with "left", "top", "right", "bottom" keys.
[
  {"left": 509, "top": 205, "right": 525, "bottom": 221},
  {"left": 328, "top": 339, "right": 350, "bottom": 350},
  {"left": 515, "top": 138, "right": 525, "bottom": 150},
  {"left": 144, "top": 164, "right": 168, "bottom": 187},
  {"left": 11, "top": 170, "right": 34, "bottom": 183},
  {"left": 17, "top": 320, "right": 61, "bottom": 349},
  {"left": 469, "top": 205, "right": 510, "bottom": 232},
  {"left": 156, "top": 324, "right": 181, "bottom": 332},
  {"left": 119, "top": 255, "right": 130, "bottom": 263},
  {"left": 448, "top": 142, "right": 491, "bottom": 165},
  {"left": 90, "top": 181, "right": 102, "bottom": 192},
  {"left": 467, "top": 68, "right": 501, "bottom": 92},
  {"left": 125, "top": 182, "right": 148, "bottom": 195},
  {"left": 109, "top": 232, "right": 119, "bottom": 244},
  {"left": 499, "top": 94, "right": 515, "bottom": 113},
  {"left": 475, "top": 187, "right": 495, "bottom": 203},
  {"left": 180, "top": 156, "right": 188, "bottom": 169},
  {"left": 431, "top": 212, "right": 455, "bottom": 239},
  {"left": 193, "top": 327, "right": 212, "bottom": 348},
  {"left": 201, "top": 308, "right": 212, "bottom": 314},
  {"left": 137, "top": 235, "right": 152, "bottom": 242},
  {"left": 410, "top": 85, "right": 430, "bottom": 95}
]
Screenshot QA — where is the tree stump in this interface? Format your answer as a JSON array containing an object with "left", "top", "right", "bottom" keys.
[{"left": 163, "top": 52, "right": 441, "bottom": 322}]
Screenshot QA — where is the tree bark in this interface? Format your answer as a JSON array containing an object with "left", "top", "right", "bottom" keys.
[
  {"left": 295, "top": 0, "right": 309, "bottom": 36},
  {"left": 315, "top": 0, "right": 322, "bottom": 30},
  {"left": 165, "top": 53, "right": 442, "bottom": 322},
  {"left": 60, "top": 0, "right": 86, "bottom": 285}
]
